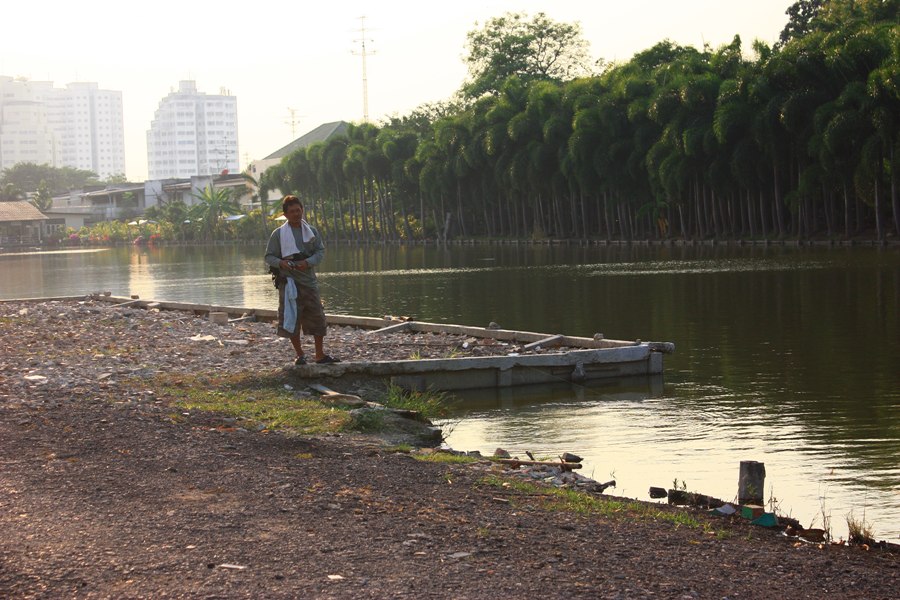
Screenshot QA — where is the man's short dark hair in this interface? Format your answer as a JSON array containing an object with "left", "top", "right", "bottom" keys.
[{"left": 282, "top": 195, "right": 303, "bottom": 213}]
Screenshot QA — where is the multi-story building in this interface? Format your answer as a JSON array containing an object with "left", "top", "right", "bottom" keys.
[
  {"left": 0, "top": 78, "right": 57, "bottom": 169},
  {"left": 55, "top": 82, "right": 126, "bottom": 179},
  {"left": 0, "top": 76, "right": 126, "bottom": 179},
  {"left": 146, "top": 80, "right": 239, "bottom": 180}
]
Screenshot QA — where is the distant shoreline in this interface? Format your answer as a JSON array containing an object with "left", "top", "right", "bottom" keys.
[{"left": 3, "top": 235, "right": 898, "bottom": 252}]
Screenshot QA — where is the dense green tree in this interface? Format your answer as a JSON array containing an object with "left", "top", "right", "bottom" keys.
[
  {"left": 0, "top": 182, "right": 25, "bottom": 202},
  {"left": 0, "top": 163, "right": 98, "bottom": 195},
  {"left": 103, "top": 173, "right": 129, "bottom": 185},
  {"left": 462, "top": 12, "right": 591, "bottom": 99},
  {"left": 257, "top": 1, "right": 898, "bottom": 243},
  {"left": 30, "top": 181, "right": 53, "bottom": 212},
  {"left": 779, "top": 0, "right": 827, "bottom": 46}
]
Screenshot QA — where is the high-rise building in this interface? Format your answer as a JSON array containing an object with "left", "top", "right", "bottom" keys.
[
  {"left": 146, "top": 80, "right": 239, "bottom": 180},
  {"left": 0, "top": 76, "right": 126, "bottom": 179}
]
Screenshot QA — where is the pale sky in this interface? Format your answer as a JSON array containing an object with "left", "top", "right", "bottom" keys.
[{"left": 2, "top": 0, "right": 795, "bottom": 181}]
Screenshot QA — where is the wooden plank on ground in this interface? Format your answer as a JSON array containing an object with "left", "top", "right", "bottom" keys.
[
  {"left": 325, "top": 314, "right": 394, "bottom": 329},
  {"left": 95, "top": 295, "right": 273, "bottom": 318},
  {"left": 406, "top": 320, "right": 636, "bottom": 349},
  {"left": 228, "top": 315, "right": 256, "bottom": 323},
  {"left": 521, "top": 334, "right": 564, "bottom": 351},
  {"left": 495, "top": 458, "right": 582, "bottom": 469},
  {"left": 366, "top": 321, "right": 414, "bottom": 336},
  {"left": 0, "top": 295, "right": 90, "bottom": 303},
  {"left": 86, "top": 296, "right": 673, "bottom": 354},
  {"left": 110, "top": 299, "right": 143, "bottom": 308},
  {"left": 308, "top": 383, "right": 338, "bottom": 395}
]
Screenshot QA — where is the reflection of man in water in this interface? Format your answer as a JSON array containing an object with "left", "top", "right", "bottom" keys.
[{"left": 264, "top": 195, "right": 339, "bottom": 365}]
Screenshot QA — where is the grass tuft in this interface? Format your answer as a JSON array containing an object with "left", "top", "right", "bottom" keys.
[
  {"left": 479, "top": 474, "right": 705, "bottom": 528},
  {"left": 150, "top": 372, "right": 352, "bottom": 434},
  {"left": 846, "top": 511, "right": 876, "bottom": 545},
  {"left": 379, "top": 383, "right": 452, "bottom": 420},
  {"left": 385, "top": 444, "right": 414, "bottom": 454},
  {"left": 351, "top": 410, "right": 385, "bottom": 432},
  {"left": 414, "top": 452, "right": 479, "bottom": 465}
]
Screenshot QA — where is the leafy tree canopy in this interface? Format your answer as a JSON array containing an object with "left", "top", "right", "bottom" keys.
[
  {"left": 103, "top": 173, "right": 129, "bottom": 185},
  {"left": 779, "top": 0, "right": 827, "bottom": 45},
  {"left": 30, "top": 181, "right": 53, "bottom": 212},
  {"left": 0, "top": 163, "right": 99, "bottom": 195},
  {"left": 461, "top": 12, "right": 591, "bottom": 99},
  {"left": 779, "top": 0, "right": 899, "bottom": 46},
  {"left": 0, "top": 182, "right": 25, "bottom": 202}
]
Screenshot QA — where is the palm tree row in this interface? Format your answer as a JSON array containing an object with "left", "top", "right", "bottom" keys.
[{"left": 261, "top": 0, "right": 899, "bottom": 241}]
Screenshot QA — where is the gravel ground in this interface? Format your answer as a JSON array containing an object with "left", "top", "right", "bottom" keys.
[{"left": 1, "top": 298, "right": 898, "bottom": 599}]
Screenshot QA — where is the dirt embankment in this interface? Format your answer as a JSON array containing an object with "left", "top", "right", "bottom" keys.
[{"left": 1, "top": 299, "right": 898, "bottom": 599}]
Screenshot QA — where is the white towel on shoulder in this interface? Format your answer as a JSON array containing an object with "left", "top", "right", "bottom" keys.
[{"left": 278, "top": 220, "right": 314, "bottom": 258}]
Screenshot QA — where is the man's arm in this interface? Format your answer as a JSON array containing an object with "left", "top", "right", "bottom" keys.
[
  {"left": 264, "top": 231, "right": 282, "bottom": 269},
  {"left": 304, "top": 231, "right": 325, "bottom": 267}
]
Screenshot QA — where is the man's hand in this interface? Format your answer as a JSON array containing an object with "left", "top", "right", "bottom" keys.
[{"left": 279, "top": 259, "right": 308, "bottom": 271}]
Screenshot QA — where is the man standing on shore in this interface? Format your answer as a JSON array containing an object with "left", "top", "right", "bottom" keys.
[{"left": 264, "top": 195, "right": 340, "bottom": 365}]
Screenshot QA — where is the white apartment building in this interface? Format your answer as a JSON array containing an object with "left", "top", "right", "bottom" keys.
[
  {"left": 147, "top": 80, "right": 239, "bottom": 180},
  {"left": 0, "top": 76, "right": 126, "bottom": 179}
]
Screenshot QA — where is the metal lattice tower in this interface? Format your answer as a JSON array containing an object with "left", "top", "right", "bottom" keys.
[
  {"left": 352, "top": 16, "right": 375, "bottom": 122},
  {"left": 285, "top": 107, "right": 304, "bottom": 139}
]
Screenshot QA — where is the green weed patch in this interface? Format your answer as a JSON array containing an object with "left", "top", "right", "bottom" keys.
[
  {"left": 413, "top": 452, "right": 479, "bottom": 465},
  {"left": 151, "top": 372, "right": 351, "bottom": 434},
  {"left": 379, "top": 384, "right": 452, "bottom": 420},
  {"left": 479, "top": 474, "right": 705, "bottom": 528}
]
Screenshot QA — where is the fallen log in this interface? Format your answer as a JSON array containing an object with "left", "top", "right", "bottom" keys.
[{"left": 494, "top": 458, "right": 582, "bottom": 470}]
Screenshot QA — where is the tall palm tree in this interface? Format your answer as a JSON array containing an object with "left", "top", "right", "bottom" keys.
[{"left": 239, "top": 171, "right": 270, "bottom": 239}]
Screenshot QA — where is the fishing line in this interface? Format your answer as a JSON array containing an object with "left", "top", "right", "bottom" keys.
[{"left": 315, "top": 276, "right": 398, "bottom": 320}]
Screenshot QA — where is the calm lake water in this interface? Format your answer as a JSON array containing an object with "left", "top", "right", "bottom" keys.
[{"left": 2, "top": 242, "right": 898, "bottom": 540}]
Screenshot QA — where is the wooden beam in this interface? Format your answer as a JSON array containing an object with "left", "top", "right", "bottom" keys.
[
  {"left": 521, "top": 334, "right": 564, "bottom": 352},
  {"left": 308, "top": 383, "right": 338, "bottom": 395},
  {"left": 366, "top": 321, "right": 414, "bottom": 336},
  {"left": 228, "top": 315, "right": 256, "bottom": 323},
  {"left": 110, "top": 299, "right": 143, "bottom": 308},
  {"left": 86, "top": 295, "right": 674, "bottom": 356},
  {"left": 494, "top": 458, "right": 582, "bottom": 469},
  {"left": 406, "top": 320, "right": 638, "bottom": 349},
  {"left": 0, "top": 295, "right": 91, "bottom": 303},
  {"left": 324, "top": 314, "right": 395, "bottom": 329}
]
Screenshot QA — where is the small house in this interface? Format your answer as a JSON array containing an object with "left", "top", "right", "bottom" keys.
[{"left": 0, "top": 200, "right": 48, "bottom": 246}]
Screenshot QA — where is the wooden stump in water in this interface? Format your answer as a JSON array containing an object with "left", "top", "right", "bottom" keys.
[{"left": 738, "top": 460, "right": 766, "bottom": 505}]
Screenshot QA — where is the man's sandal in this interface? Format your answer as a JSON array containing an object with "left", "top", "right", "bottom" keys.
[
  {"left": 294, "top": 355, "right": 307, "bottom": 365},
  {"left": 315, "top": 355, "right": 340, "bottom": 364}
]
